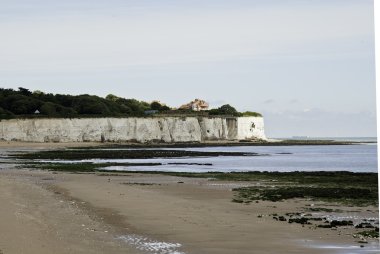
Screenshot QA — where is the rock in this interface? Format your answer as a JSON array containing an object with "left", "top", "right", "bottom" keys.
[
  {"left": 288, "top": 217, "right": 310, "bottom": 224},
  {"left": 318, "top": 224, "right": 332, "bottom": 228},
  {"left": 355, "top": 222, "right": 375, "bottom": 229},
  {"left": 330, "top": 220, "right": 353, "bottom": 227}
]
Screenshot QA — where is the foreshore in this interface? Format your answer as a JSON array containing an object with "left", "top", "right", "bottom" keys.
[
  {"left": 0, "top": 138, "right": 367, "bottom": 149},
  {"left": 0, "top": 142, "right": 378, "bottom": 254},
  {"left": 0, "top": 141, "right": 101, "bottom": 148}
]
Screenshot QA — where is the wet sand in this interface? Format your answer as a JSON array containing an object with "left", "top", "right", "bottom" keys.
[
  {"left": 0, "top": 141, "right": 101, "bottom": 149},
  {"left": 0, "top": 143, "right": 378, "bottom": 254}
]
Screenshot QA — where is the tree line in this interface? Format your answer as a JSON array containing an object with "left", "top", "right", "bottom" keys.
[{"left": 0, "top": 87, "right": 261, "bottom": 119}]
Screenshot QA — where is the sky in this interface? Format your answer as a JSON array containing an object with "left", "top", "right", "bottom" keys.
[{"left": 0, "top": 0, "right": 376, "bottom": 137}]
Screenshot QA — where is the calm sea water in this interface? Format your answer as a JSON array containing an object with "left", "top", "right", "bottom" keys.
[
  {"left": 83, "top": 143, "right": 378, "bottom": 173},
  {"left": 279, "top": 137, "right": 377, "bottom": 142}
]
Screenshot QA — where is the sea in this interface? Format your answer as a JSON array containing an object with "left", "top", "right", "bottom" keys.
[{"left": 80, "top": 137, "right": 378, "bottom": 173}]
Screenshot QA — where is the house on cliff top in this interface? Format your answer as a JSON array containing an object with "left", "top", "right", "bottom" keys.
[{"left": 179, "top": 99, "right": 209, "bottom": 111}]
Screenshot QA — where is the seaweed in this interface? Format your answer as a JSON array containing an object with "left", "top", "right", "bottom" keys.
[{"left": 232, "top": 186, "right": 378, "bottom": 206}]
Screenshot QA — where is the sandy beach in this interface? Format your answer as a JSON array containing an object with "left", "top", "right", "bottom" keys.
[{"left": 0, "top": 143, "right": 378, "bottom": 254}]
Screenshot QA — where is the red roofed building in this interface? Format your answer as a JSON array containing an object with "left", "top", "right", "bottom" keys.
[{"left": 179, "top": 99, "right": 209, "bottom": 111}]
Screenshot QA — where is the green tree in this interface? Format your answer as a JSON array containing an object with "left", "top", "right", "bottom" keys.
[
  {"left": 0, "top": 107, "right": 14, "bottom": 119},
  {"left": 73, "top": 96, "right": 110, "bottom": 115},
  {"left": 18, "top": 87, "right": 32, "bottom": 96},
  {"left": 40, "top": 102, "right": 58, "bottom": 115},
  {"left": 6, "top": 95, "right": 41, "bottom": 114},
  {"left": 105, "top": 94, "right": 120, "bottom": 102},
  {"left": 150, "top": 101, "right": 162, "bottom": 110},
  {"left": 209, "top": 104, "right": 240, "bottom": 116}
]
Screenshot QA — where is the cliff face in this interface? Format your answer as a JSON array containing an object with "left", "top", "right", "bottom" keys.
[{"left": 0, "top": 117, "right": 266, "bottom": 143}]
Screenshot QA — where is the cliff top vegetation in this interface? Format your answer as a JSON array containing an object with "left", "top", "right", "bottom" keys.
[{"left": 0, "top": 87, "right": 262, "bottom": 119}]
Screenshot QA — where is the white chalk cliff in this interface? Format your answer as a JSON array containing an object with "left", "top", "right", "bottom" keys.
[{"left": 0, "top": 116, "right": 266, "bottom": 143}]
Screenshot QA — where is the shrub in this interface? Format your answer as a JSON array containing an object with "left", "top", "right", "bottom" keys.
[
  {"left": 242, "top": 111, "right": 262, "bottom": 117},
  {"left": 209, "top": 104, "right": 241, "bottom": 116}
]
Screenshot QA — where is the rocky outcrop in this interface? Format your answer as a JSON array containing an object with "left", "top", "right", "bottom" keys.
[{"left": 0, "top": 116, "right": 266, "bottom": 143}]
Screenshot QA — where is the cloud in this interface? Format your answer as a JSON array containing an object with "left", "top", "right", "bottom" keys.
[
  {"left": 263, "top": 99, "right": 275, "bottom": 104},
  {"left": 0, "top": 1, "right": 373, "bottom": 72}
]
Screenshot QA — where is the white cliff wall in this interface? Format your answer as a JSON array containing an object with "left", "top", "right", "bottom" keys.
[
  {"left": 237, "top": 117, "right": 266, "bottom": 140},
  {"left": 198, "top": 117, "right": 229, "bottom": 140},
  {"left": 0, "top": 117, "right": 266, "bottom": 143}
]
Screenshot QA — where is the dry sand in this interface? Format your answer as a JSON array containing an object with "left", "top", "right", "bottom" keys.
[{"left": 0, "top": 143, "right": 378, "bottom": 254}]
